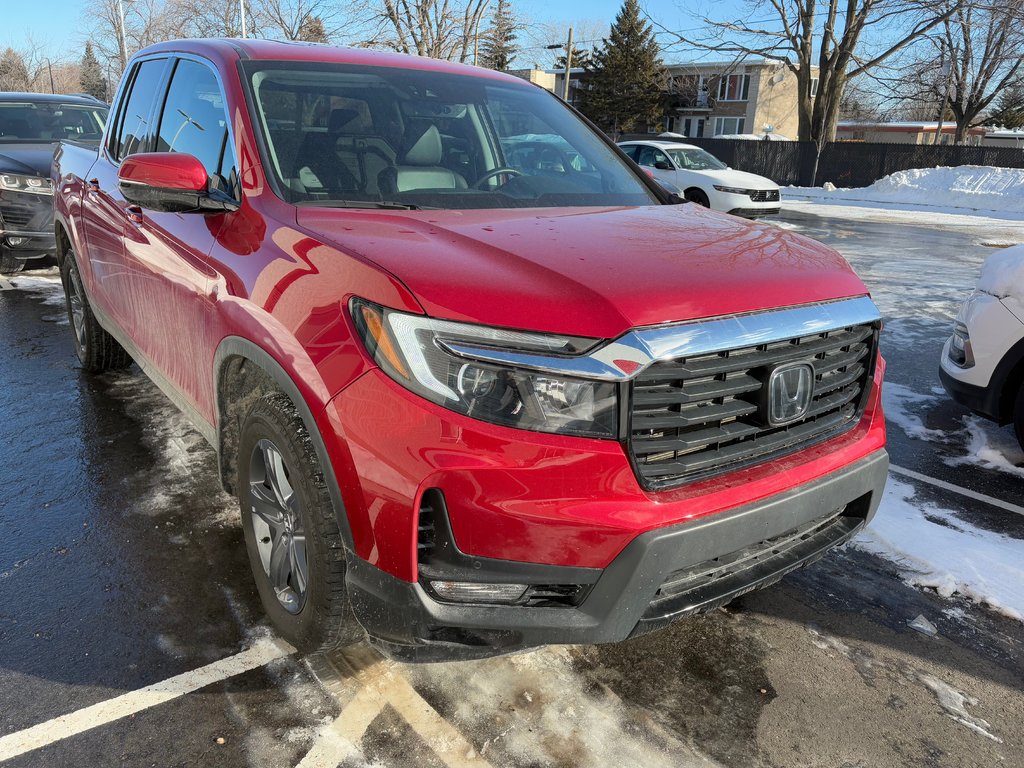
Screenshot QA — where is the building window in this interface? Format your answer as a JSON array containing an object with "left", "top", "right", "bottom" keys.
[
  {"left": 717, "top": 74, "right": 750, "bottom": 101},
  {"left": 810, "top": 77, "right": 819, "bottom": 97},
  {"left": 714, "top": 117, "right": 745, "bottom": 135}
]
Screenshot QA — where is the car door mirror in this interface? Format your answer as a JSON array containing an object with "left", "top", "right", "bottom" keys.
[
  {"left": 653, "top": 160, "right": 673, "bottom": 171},
  {"left": 118, "top": 152, "right": 239, "bottom": 213}
]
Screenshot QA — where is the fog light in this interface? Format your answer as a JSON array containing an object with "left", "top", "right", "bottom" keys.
[
  {"left": 430, "top": 580, "right": 527, "bottom": 604},
  {"left": 6, "top": 236, "right": 25, "bottom": 247}
]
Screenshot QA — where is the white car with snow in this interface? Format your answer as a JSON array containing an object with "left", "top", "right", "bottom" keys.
[
  {"left": 940, "top": 245, "right": 1024, "bottom": 448},
  {"left": 617, "top": 140, "right": 780, "bottom": 218}
]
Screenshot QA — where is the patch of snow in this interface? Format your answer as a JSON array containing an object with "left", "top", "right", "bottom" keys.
[
  {"left": 882, "top": 383, "right": 947, "bottom": 442},
  {"left": 9, "top": 272, "right": 66, "bottom": 308},
  {"left": 917, "top": 673, "right": 1003, "bottom": 743},
  {"left": 945, "top": 415, "right": 1024, "bottom": 479},
  {"left": 789, "top": 166, "right": 1024, "bottom": 218},
  {"left": 714, "top": 132, "right": 791, "bottom": 141},
  {"left": 854, "top": 478, "right": 1024, "bottom": 622},
  {"left": 976, "top": 243, "right": 1024, "bottom": 301}
]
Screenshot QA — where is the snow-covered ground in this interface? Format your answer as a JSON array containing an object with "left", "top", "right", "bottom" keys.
[{"left": 785, "top": 166, "right": 1024, "bottom": 225}]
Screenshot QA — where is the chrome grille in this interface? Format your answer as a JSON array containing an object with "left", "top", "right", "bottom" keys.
[{"left": 629, "top": 322, "right": 877, "bottom": 489}]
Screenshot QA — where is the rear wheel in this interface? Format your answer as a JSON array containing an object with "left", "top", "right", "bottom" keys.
[
  {"left": 685, "top": 188, "right": 710, "bottom": 208},
  {"left": 60, "top": 252, "right": 133, "bottom": 372},
  {"left": 238, "top": 393, "right": 364, "bottom": 653}
]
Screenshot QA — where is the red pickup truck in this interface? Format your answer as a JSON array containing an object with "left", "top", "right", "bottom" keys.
[{"left": 53, "top": 39, "right": 888, "bottom": 661}]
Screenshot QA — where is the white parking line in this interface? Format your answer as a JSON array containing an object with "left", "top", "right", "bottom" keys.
[
  {"left": 890, "top": 464, "right": 1024, "bottom": 517},
  {"left": 0, "top": 637, "right": 293, "bottom": 763}
]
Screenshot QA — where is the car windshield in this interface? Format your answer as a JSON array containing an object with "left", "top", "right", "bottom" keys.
[
  {"left": 243, "top": 61, "right": 659, "bottom": 210},
  {"left": 0, "top": 102, "right": 107, "bottom": 142},
  {"left": 665, "top": 147, "right": 727, "bottom": 171}
]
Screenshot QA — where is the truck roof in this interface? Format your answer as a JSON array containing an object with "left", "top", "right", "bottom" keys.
[{"left": 135, "top": 38, "right": 526, "bottom": 85}]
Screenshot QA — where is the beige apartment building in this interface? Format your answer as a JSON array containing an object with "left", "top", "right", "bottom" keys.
[{"left": 512, "top": 59, "right": 814, "bottom": 139}]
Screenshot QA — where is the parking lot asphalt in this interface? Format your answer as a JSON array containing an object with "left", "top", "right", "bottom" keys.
[{"left": 1, "top": 208, "right": 1022, "bottom": 768}]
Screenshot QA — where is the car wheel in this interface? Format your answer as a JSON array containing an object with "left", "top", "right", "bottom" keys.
[
  {"left": 60, "top": 252, "right": 133, "bottom": 372},
  {"left": 685, "top": 188, "right": 710, "bottom": 207},
  {"left": 1013, "top": 385, "right": 1024, "bottom": 451},
  {"left": 238, "top": 393, "right": 364, "bottom": 653},
  {"left": 0, "top": 248, "right": 24, "bottom": 275}
]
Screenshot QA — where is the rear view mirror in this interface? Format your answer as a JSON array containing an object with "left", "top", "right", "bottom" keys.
[{"left": 118, "top": 152, "right": 239, "bottom": 213}]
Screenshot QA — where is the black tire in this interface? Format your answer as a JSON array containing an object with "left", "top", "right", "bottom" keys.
[
  {"left": 60, "top": 253, "right": 133, "bottom": 372},
  {"left": 238, "top": 393, "right": 364, "bottom": 653},
  {"left": 685, "top": 188, "right": 711, "bottom": 207},
  {"left": 1014, "top": 385, "right": 1024, "bottom": 452},
  {"left": 0, "top": 248, "right": 24, "bottom": 275}
]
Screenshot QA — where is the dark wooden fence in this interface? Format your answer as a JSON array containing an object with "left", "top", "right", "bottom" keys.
[{"left": 620, "top": 135, "right": 1024, "bottom": 188}]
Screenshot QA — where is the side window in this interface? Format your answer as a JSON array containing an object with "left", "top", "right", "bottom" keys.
[
  {"left": 112, "top": 60, "right": 167, "bottom": 160},
  {"left": 637, "top": 146, "right": 669, "bottom": 168},
  {"left": 620, "top": 145, "right": 639, "bottom": 161},
  {"left": 156, "top": 59, "right": 235, "bottom": 192}
]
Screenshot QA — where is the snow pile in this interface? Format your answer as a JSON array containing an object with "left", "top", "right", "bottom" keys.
[
  {"left": 788, "top": 165, "right": 1024, "bottom": 217},
  {"left": 976, "top": 243, "right": 1024, "bottom": 300},
  {"left": 854, "top": 478, "right": 1024, "bottom": 622}
]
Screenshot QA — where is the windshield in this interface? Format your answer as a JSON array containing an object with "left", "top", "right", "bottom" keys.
[
  {"left": 0, "top": 102, "right": 107, "bottom": 142},
  {"left": 666, "top": 147, "right": 727, "bottom": 171},
  {"left": 243, "top": 61, "right": 659, "bottom": 210}
]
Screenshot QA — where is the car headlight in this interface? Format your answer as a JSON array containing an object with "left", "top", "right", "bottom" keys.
[
  {"left": 712, "top": 185, "right": 750, "bottom": 195},
  {"left": 0, "top": 173, "right": 53, "bottom": 195},
  {"left": 351, "top": 299, "right": 619, "bottom": 439},
  {"left": 949, "top": 321, "right": 974, "bottom": 367}
]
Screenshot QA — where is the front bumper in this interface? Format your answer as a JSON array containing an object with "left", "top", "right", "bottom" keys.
[
  {"left": 346, "top": 448, "right": 889, "bottom": 661},
  {"left": 0, "top": 188, "right": 56, "bottom": 259}
]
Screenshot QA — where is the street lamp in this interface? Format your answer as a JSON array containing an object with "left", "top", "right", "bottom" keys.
[{"left": 240, "top": 0, "right": 247, "bottom": 38}]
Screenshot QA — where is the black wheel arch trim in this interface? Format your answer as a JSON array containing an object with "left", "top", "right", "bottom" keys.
[
  {"left": 213, "top": 335, "right": 356, "bottom": 550},
  {"left": 987, "top": 334, "right": 1024, "bottom": 424}
]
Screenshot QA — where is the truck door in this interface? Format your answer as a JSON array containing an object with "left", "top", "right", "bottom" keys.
[
  {"left": 120, "top": 56, "right": 236, "bottom": 424},
  {"left": 81, "top": 57, "right": 169, "bottom": 335}
]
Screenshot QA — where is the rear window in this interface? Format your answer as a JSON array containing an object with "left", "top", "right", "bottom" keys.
[{"left": 0, "top": 102, "right": 107, "bottom": 142}]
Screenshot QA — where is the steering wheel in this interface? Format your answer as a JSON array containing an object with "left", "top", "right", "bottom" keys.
[{"left": 472, "top": 167, "right": 524, "bottom": 189}]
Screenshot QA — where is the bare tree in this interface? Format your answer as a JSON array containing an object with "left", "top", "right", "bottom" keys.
[
  {"left": 659, "top": 0, "right": 960, "bottom": 143},
  {"left": 372, "top": 0, "right": 492, "bottom": 62}
]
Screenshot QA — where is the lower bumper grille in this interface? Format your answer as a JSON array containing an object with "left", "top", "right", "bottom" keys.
[
  {"left": 750, "top": 189, "right": 780, "bottom": 202},
  {"left": 629, "top": 320, "right": 878, "bottom": 489}
]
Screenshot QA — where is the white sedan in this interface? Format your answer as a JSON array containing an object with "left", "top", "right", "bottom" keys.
[{"left": 618, "top": 140, "right": 780, "bottom": 218}]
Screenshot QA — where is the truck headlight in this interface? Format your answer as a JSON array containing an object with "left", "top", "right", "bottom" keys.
[
  {"left": 352, "top": 299, "right": 618, "bottom": 439},
  {"left": 0, "top": 173, "right": 53, "bottom": 195},
  {"left": 949, "top": 321, "right": 974, "bottom": 367}
]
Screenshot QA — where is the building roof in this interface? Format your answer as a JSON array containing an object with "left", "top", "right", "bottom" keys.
[{"left": 838, "top": 120, "right": 986, "bottom": 134}]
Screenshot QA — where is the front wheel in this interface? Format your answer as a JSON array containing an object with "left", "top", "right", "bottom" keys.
[
  {"left": 238, "top": 393, "right": 364, "bottom": 653},
  {"left": 685, "top": 188, "right": 710, "bottom": 207},
  {"left": 0, "top": 248, "right": 24, "bottom": 275},
  {"left": 1013, "top": 386, "right": 1024, "bottom": 451}
]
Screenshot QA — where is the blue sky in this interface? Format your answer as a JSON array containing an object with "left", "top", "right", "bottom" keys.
[{"left": 1, "top": 0, "right": 715, "bottom": 61}]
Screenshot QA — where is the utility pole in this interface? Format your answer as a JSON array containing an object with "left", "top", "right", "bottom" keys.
[
  {"left": 240, "top": 0, "right": 247, "bottom": 38},
  {"left": 46, "top": 59, "right": 55, "bottom": 94},
  {"left": 562, "top": 27, "right": 573, "bottom": 102},
  {"left": 117, "top": 0, "right": 129, "bottom": 69}
]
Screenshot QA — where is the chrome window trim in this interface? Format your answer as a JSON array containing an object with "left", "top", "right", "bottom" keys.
[{"left": 439, "top": 296, "right": 881, "bottom": 382}]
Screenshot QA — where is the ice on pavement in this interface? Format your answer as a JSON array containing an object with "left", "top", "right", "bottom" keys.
[
  {"left": 882, "top": 383, "right": 947, "bottom": 442},
  {"left": 788, "top": 166, "right": 1024, "bottom": 218},
  {"left": 945, "top": 415, "right": 1024, "bottom": 480},
  {"left": 854, "top": 478, "right": 1024, "bottom": 622},
  {"left": 917, "top": 673, "right": 1003, "bottom": 743},
  {"left": 976, "top": 243, "right": 1024, "bottom": 302}
]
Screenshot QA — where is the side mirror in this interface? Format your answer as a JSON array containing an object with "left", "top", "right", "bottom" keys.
[
  {"left": 118, "top": 152, "right": 239, "bottom": 213},
  {"left": 654, "top": 160, "right": 672, "bottom": 171}
]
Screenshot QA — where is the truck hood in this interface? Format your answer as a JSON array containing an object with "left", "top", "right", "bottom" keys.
[
  {"left": 295, "top": 203, "right": 868, "bottom": 339},
  {"left": 0, "top": 143, "right": 56, "bottom": 177}
]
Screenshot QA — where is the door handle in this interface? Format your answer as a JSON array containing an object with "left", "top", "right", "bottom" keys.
[
  {"left": 87, "top": 178, "right": 101, "bottom": 194},
  {"left": 126, "top": 205, "right": 143, "bottom": 225}
]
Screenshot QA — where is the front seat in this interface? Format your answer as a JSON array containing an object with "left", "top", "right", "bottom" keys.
[
  {"left": 292, "top": 108, "right": 361, "bottom": 193},
  {"left": 385, "top": 122, "right": 467, "bottom": 193}
]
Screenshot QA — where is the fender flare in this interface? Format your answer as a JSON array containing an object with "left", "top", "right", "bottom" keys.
[{"left": 213, "top": 336, "right": 355, "bottom": 550}]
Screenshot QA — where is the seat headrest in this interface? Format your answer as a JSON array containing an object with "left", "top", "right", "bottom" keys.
[
  {"left": 401, "top": 123, "right": 443, "bottom": 166},
  {"left": 328, "top": 108, "right": 360, "bottom": 133}
]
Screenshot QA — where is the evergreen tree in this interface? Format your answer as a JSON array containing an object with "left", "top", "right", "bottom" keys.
[
  {"left": 580, "top": 0, "right": 665, "bottom": 135},
  {"left": 80, "top": 42, "right": 106, "bottom": 100},
  {"left": 0, "top": 48, "right": 30, "bottom": 92},
  {"left": 992, "top": 83, "right": 1024, "bottom": 129},
  {"left": 479, "top": 0, "right": 518, "bottom": 71},
  {"left": 555, "top": 45, "right": 592, "bottom": 71},
  {"left": 297, "top": 16, "right": 329, "bottom": 43}
]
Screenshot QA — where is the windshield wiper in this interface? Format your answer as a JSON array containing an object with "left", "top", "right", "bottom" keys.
[{"left": 294, "top": 199, "right": 429, "bottom": 210}]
